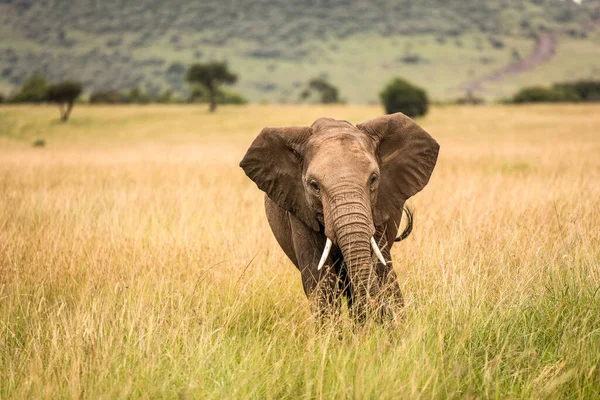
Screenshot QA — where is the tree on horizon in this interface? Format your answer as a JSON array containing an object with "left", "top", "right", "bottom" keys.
[
  {"left": 300, "top": 78, "right": 340, "bottom": 104},
  {"left": 47, "top": 81, "right": 83, "bottom": 122},
  {"left": 186, "top": 62, "right": 237, "bottom": 112}
]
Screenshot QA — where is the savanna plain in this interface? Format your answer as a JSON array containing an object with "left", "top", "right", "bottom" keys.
[{"left": 1, "top": 104, "right": 599, "bottom": 399}]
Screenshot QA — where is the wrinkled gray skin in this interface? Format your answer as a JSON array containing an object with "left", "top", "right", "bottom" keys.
[{"left": 240, "top": 113, "right": 439, "bottom": 321}]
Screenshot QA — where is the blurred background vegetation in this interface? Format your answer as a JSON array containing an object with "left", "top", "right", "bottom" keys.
[{"left": 1, "top": 0, "right": 599, "bottom": 104}]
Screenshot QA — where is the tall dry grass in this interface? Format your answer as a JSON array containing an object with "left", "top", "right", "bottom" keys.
[{"left": 1, "top": 104, "right": 599, "bottom": 398}]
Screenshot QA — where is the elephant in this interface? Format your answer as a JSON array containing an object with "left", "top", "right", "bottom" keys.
[{"left": 240, "top": 112, "right": 439, "bottom": 321}]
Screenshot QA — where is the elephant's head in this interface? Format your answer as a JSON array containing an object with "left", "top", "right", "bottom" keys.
[{"left": 240, "top": 113, "right": 439, "bottom": 309}]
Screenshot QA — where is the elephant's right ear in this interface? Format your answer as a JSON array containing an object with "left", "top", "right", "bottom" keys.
[
  {"left": 240, "top": 126, "right": 319, "bottom": 231},
  {"left": 357, "top": 113, "right": 440, "bottom": 226}
]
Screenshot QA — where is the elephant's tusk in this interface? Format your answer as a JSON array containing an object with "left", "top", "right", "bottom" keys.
[
  {"left": 371, "top": 237, "right": 387, "bottom": 265},
  {"left": 317, "top": 238, "right": 333, "bottom": 271}
]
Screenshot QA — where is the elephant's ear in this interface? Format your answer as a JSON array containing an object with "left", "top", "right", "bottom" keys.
[
  {"left": 240, "top": 126, "right": 319, "bottom": 231},
  {"left": 357, "top": 113, "right": 440, "bottom": 226}
]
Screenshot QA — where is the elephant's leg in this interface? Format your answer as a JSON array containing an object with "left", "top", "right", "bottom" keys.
[
  {"left": 265, "top": 196, "right": 342, "bottom": 320},
  {"left": 288, "top": 215, "right": 343, "bottom": 321},
  {"left": 302, "top": 265, "right": 344, "bottom": 321},
  {"left": 373, "top": 226, "right": 404, "bottom": 320},
  {"left": 264, "top": 196, "right": 298, "bottom": 266},
  {"left": 377, "top": 250, "right": 404, "bottom": 311}
]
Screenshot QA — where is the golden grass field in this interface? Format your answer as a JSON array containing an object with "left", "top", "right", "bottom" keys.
[{"left": 1, "top": 104, "right": 599, "bottom": 398}]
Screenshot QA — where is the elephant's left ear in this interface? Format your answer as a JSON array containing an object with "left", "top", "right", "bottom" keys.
[
  {"left": 357, "top": 112, "right": 440, "bottom": 226},
  {"left": 240, "top": 126, "right": 320, "bottom": 231}
]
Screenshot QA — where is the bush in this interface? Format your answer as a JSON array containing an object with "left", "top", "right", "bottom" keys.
[
  {"left": 510, "top": 80, "right": 600, "bottom": 104},
  {"left": 379, "top": 78, "right": 429, "bottom": 117},
  {"left": 511, "top": 86, "right": 580, "bottom": 103},
  {"left": 488, "top": 36, "right": 505, "bottom": 49},
  {"left": 12, "top": 75, "right": 49, "bottom": 103},
  {"left": 300, "top": 78, "right": 341, "bottom": 104},
  {"left": 455, "top": 91, "right": 485, "bottom": 105},
  {"left": 32, "top": 139, "right": 46, "bottom": 148},
  {"left": 89, "top": 89, "right": 127, "bottom": 104},
  {"left": 216, "top": 89, "right": 248, "bottom": 105},
  {"left": 126, "top": 87, "right": 151, "bottom": 104},
  {"left": 154, "top": 89, "right": 177, "bottom": 104},
  {"left": 90, "top": 87, "right": 183, "bottom": 104},
  {"left": 189, "top": 86, "right": 248, "bottom": 105},
  {"left": 553, "top": 80, "right": 600, "bottom": 102}
]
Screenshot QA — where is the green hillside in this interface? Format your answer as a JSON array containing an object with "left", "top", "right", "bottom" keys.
[{"left": 1, "top": 0, "right": 599, "bottom": 102}]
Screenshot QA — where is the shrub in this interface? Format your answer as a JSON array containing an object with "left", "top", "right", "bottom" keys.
[
  {"left": 511, "top": 86, "right": 580, "bottom": 103},
  {"left": 126, "top": 87, "right": 151, "bottom": 104},
  {"left": 32, "top": 139, "right": 46, "bottom": 148},
  {"left": 89, "top": 89, "right": 127, "bottom": 104},
  {"left": 12, "top": 75, "right": 49, "bottom": 103},
  {"left": 154, "top": 89, "right": 176, "bottom": 104},
  {"left": 217, "top": 89, "right": 248, "bottom": 105},
  {"left": 189, "top": 86, "right": 248, "bottom": 105},
  {"left": 455, "top": 91, "right": 485, "bottom": 105},
  {"left": 379, "top": 78, "right": 429, "bottom": 117},
  {"left": 398, "top": 54, "right": 427, "bottom": 64},
  {"left": 488, "top": 36, "right": 505, "bottom": 49},
  {"left": 300, "top": 78, "right": 341, "bottom": 104},
  {"left": 90, "top": 88, "right": 184, "bottom": 104},
  {"left": 553, "top": 80, "right": 600, "bottom": 102}
]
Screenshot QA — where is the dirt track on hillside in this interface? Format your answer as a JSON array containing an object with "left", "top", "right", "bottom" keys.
[
  {"left": 461, "top": 33, "right": 557, "bottom": 93},
  {"left": 460, "top": 18, "right": 600, "bottom": 94}
]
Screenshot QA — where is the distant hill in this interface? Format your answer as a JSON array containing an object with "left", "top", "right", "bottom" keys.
[{"left": 1, "top": 0, "right": 599, "bottom": 103}]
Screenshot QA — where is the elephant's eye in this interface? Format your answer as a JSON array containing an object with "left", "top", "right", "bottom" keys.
[
  {"left": 309, "top": 179, "right": 321, "bottom": 194},
  {"left": 369, "top": 173, "right": 379, "bottom": 190}
]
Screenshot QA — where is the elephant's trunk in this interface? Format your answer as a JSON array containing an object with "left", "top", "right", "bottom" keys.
[{"left": 324, "top": 185, "right": 378, "bottom": 315}]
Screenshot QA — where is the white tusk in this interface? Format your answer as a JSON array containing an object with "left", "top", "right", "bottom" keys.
[
  {"left": 371, "top": 237, "right": 387, "bottom": 265},
  {"left": 317, "top": 238, "right": 333, "bottom": 271}
]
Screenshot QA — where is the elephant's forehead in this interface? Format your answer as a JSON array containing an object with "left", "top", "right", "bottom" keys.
[
  {"left": 308, "top": 131, "right": 372, "bottom": 152},
  {"left": 306, "top": 133, "right": 377, "bottom": 172}
]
